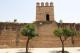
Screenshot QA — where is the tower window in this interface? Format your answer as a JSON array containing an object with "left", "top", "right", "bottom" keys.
[{"left": 46, "top": 14, "right": 50, "bottom": 21}]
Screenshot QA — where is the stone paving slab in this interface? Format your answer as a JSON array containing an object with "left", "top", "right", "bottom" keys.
[{"left": 0, "top": 47, "right": 80, "bottom": 53}]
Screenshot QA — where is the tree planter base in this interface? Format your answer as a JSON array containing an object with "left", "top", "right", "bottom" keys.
[
  {"left": 57, "top": 51, "right": 69, "bottom": 53},
  {"left": 17, "top": 52, "right": 31, "bottom": 53}
]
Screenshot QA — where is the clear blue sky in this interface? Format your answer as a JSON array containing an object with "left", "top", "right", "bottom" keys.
[{"left": 0, "top": 0, "right": 80, "bottom": 23}]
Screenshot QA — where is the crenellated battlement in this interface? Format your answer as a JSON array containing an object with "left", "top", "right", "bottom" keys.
[{"left": 36, "top": 2, "right": 53, "bottom": 6}]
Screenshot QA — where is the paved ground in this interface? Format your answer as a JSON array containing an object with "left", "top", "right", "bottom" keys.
[{"left": 0, "top": 47, "right": 80, "bottom": 53}]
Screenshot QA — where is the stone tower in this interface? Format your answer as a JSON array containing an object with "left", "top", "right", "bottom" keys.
[
  {"left": 36, "top": 2, "right": 54, "bottom": 21},
  {"left": 30, "top": 2, "right": 58, "bottom": 48}
]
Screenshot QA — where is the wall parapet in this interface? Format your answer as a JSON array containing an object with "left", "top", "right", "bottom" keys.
[{"left": 36, "top": 2, "right": 53, "bottom": 6}]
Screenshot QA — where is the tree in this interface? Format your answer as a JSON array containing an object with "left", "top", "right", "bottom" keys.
[
  {"left": 53, "top": 28, "right": 76, "bottom": 53},
  {"left": 21, "top": 24, "right": 38, "bottom": 53},
  {"left": 71, "top": 28, "right": 80, "bottom": 46},
  {"left": 70, "top": 29, "right": 76, "bottom": 46}
]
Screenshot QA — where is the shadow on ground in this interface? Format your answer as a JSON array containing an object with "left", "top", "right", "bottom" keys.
[
  {"left": 16, "top": 52, "right": 31, "bottom": 53},
  {"left": 16, "top": 52, "right": 26, "bottom": 53}
]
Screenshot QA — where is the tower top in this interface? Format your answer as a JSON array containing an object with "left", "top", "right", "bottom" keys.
[
  {"left": 36, "top": 2, "right": 54, "bottom": 21},
  {"left": 36, "top": 2, "right": 53, "bottom": 6}
]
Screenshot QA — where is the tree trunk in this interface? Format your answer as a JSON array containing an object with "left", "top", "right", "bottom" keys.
[
  {"left": 60, "top": 36, "right": 64, "bottom": 53},
  {"left": 26, "top": 37, "right": 30, "bottom": 53},
  {"left": 16, "top": 29, "right": 20, "bottom": 47},
  {"left": 62, "top": 41, "right": 64, "bottom": 53},
  {"left": 71, "top": 36, "right": 74, "bottom": 47},
  {"left": 16, "top": 33, "right": 19, "bottom": 47}
]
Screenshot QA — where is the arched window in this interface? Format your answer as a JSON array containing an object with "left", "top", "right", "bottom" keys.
[{"left": 46, "top": 14, "right": 50, "bottom": 21}]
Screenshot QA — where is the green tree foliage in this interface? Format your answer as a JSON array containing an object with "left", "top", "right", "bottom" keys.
[
  {"left": 53, "top": 28, "right": 77, "bottom": 53},
  {"left": 70, "top": 29, "right": 78, "bottom": 46},
  {"left": 21, "top": 24, "right": 38, "bottom": 53}
]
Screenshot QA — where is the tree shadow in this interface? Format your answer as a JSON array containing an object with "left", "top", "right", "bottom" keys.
[
  {"left": 16, "top": 52, "right": 26, "bottom": 53},
  {"left": 16, "top": 52, "right": 31, "bottom": 53},
  {"left": 50, "top": 50, "right": 69, "bottom": 53}
]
